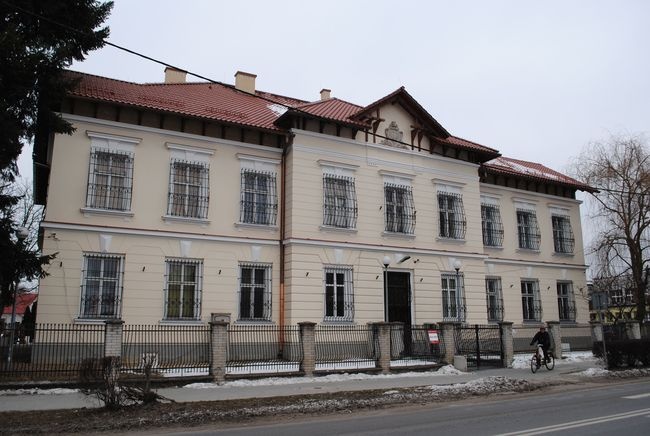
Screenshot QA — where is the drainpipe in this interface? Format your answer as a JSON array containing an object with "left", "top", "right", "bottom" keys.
[{"left": 279, "top": 133, "right": 293, "bottom": 334}]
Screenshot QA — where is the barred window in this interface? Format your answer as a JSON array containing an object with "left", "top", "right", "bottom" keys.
[
  {"left": 323, "top": 175, "right": 358, "bottom": 228},
  {"left": 441, "top": 273, "right": 465, "bottom": 321},
  {"left": 557, "top": 281, "right": 576, "bottom": 321},
  {"left": 86, "top": 149, "right": 134, "bottom": 211},
  {"left": 521, "top": 280, "right": 542, "bottom": 321},
  {"left": 164, "top": 259, "right": 202, "bottom": 320},
  {"left": 552, "top": 215, "right": 575, "bottom": 254},
  {"left": 384, "top": 184, "right": 416, "bottom": 234},
  {"left": 240, "top": 170, "right": 278, "bottom": 225},
  {"left": 517, "top": 209, "right": 541, "bottom": 250},
  {"left": 438, "top": 192, "right": 466, "bottom": 239},
  {"left": 485, "top": 277, "right": 504, "bottom": 322},
  {"left": 481, "top": 204, "right": 504, "bottom": 247},
  {"left": 80, "top": 254, "right": 123, "bottom": 319},
  {"left": 167, "top": 160, "right": 210, "bottom": 219},
  {"left": 239, "top": 263, "right": 272, "bottom": 321},
  {"left": 324, "top": 267, "right": 354, "bottom": 322}
]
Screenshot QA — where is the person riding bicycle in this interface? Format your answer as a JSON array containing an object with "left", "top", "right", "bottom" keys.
[{"left": 530, "top": 326, "right": 551, "bottom": 366}]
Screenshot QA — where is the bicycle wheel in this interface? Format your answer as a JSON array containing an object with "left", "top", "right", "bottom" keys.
[
  {"left": 545, "top": 354, "right": 555, "bottom": 370},
  {"left": 531, "top": 356, "right": 539, "bottom": 373}
]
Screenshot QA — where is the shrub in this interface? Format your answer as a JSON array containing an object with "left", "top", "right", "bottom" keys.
[{"left": 592, "top": 339, "right": 650, "bottom": 369}]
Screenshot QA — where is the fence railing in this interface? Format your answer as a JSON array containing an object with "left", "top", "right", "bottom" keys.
[
  {"left": 390, "top": 324, "right": 444, "bottom": 368},
  {"left": 315, "top": 324, "right": 378, "bottom": 371},
  {"left": 454, "top": 324, "right": 502, "bottom": 368}
]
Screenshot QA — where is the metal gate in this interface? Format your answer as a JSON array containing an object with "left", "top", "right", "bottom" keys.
[{"left": 454, "top": 324, "right": 503, "bottom": 368}]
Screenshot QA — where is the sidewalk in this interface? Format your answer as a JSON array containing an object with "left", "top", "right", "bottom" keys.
[{"left": 0, "top": 359, "right": 599, "bottom": 412}]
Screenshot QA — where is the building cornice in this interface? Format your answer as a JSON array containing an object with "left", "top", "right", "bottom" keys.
[
  {"left": 479, "top": 182, "right": 583, "bottom": 205},
  {"left": 485, "top": 257, "right": 588, "bottom": 270}
]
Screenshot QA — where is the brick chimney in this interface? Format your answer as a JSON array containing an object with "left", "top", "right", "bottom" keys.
[
  {"left": 320, "top": 88, "right": 331, "bottom": 101},
  {"left": 164, "top": 67, "right": 187, "bottom": 84},
  {"left": 235, "top": 71, "right": 256, "bottom": 93}
]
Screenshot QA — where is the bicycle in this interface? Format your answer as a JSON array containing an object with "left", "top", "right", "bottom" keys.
[{"left": 530, "top": 344, "right": 555, "bottom": 373}]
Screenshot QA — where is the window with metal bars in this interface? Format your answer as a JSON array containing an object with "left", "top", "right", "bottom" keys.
[
  {"left": 516, "top": 209, "right": 541, "bottom": 250},
  {"left": 323, "top": 175, "right": 358, "bottom": 228},
  {"left": 438, "top": 192, "right": 466, "bottom": 239},
  {"left": 441, "top": 273, "right": 465, "bottom": 321},
  {"left": 552, "top": 215, "right": 575, "bottom": 254},
  {"left": 323, "top": 267, "right": 354, "bottom": 322},
  {"left": 239, "top": 263, "right": 272, "bottom": 321},
  {"left": 164, "top": 259, "right": 202, "bottom": 320},
  {"left": 557, "top": 281, "right": 576, "bottom": 321},
  {"left": 167, "top": 160, "right": 210, "bottom": 219},
  {"left": 86, "top": 149, "right": 134, "bottom": 211},
  {"left": 481, "top": 204, "right": 504, "bottom": 247},
  {"left": 521, "top": 280, "right": 542, "bottom": 321},
  {"left": 485, "top": 277, "right": 504, "bottom": 322},
  {"left": 79, "top": 254, "right": 124, "bottom": 319},
  {"left": 240, "top": 170, "right": 278, "bottom": 225},
  {"left": 384, "top": 183, "right": 416, "bottom": 234}
]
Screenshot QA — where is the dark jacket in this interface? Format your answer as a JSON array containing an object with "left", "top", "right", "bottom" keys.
[{"left": 530, "top": 331, "right": 551, "bottom": 348}]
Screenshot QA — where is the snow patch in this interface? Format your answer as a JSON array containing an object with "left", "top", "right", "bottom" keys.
[
  {"left": 267, "top": 103, "right": 288, "bottom": 116},
  {"left": 578, "top": 368, "right": 609, "bottom": 377},
  {"left": 0, "top": 388, "right": 79, "bottom": 396}
]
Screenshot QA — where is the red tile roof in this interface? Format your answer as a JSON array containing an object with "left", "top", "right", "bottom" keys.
[
  {"left": 292, "top": 98, "right": 366, "bottom": 127},
  {"left": 2, "top": 293, "right": 37, "bottom": 316},
  {"left": 484, "top": 157, "right": 595, "bottom": 192}
]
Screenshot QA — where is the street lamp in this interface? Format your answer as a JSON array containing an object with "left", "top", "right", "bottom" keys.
[
  {"left": 7, "top": 226, "right": 29, "bottom": 368},
  {"left": 453, "top": 260, "right": 462, "bottom": 321}
]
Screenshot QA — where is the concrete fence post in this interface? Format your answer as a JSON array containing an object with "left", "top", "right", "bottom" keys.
[
  {"left": 372, "top": 322, "right": 392, "bottom": 374},
  {"left": 438, "top": 322, "right": 457, "bottom": 365},
  {"left": 209, "top": 321, "right": 229, "bottom": 384},
  {"left": 547, "top": 321, "right": 562, "bottom": 360},
  {"left": 624, "top": 320, "right": 641, "bottom": 340},
  {"left": 299, "top": 322, "right": 316, "bottom": 377},
  {"left": 590, "top": 321, "right": 604, "bottom": 343},
  {"left": 103, "top": 319, "right": 124, "bottom": 358},
  {"left": 499, "top": 322, "right": 514, "bottom": 368}
]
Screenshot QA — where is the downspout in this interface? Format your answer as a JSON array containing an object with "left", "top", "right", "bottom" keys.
[{"left": 279, "top": 132, "right": 293, "bottom": 331}]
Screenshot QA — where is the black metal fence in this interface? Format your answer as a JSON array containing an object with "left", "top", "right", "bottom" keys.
[
  {"left": 390, "top": 324, "right": 445, "bottom": 368},
  {"left": 454, "top": 324, "right": 503, "bottom": 368},
  {"left": 559, "top": 324, "right": 593, "bottom": 351},
  {"left": 315, "top": 324, "right": 378, "bottom": 372}
]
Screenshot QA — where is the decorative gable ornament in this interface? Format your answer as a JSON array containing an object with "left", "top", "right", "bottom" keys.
[{"left": 381, "top": 121, "right": 407, "bottom": 149}]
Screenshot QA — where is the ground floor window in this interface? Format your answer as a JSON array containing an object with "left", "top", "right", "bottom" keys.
[
  {"left": 80, "top": 254, "right": 124, "bottom": 319},
  {"left": 557, "top": 281, "right": 576, "bottom": 321},
  {"left": 485, "top": 277, "right": 503, "bottom": 322},
  {"left": 521, "top": 280, "right": 541, "bottom": 321},
  {"left": 239, "top": 263, "right": 272, "bottom": 321},
  {"left": 442, "top": 273, "right": 465, "bottom": 321},
  {"left": 164, "top": 259, "right": 202, "bottom": 320},
  {"left": 323, "top": 267, "right": 354, "bottom": 322}
]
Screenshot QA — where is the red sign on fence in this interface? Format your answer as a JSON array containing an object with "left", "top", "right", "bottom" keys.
[{"left": 428, "top": 329, "right": 440, "bottom": 344}]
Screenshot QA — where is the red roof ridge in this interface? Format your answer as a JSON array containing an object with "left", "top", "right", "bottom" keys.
[
  {"left": 294, "top": 97, "right": 364, "bottom": 110},
  {"left": 449, "top": 135, "right": 500, "bottom": 154}
]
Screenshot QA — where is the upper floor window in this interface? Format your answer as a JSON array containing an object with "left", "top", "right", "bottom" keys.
[
  {"left": 552, "top": 214, "right": 575, "bottom": 254},
  {"left": 324, "top": 267, "right": 354, "bottom": 322},
  {"left": 167, "top": 160, "right": 210, "bottom": 219},
  {"left": 384, "top": 183, "right": 416, "bottom": 234},
  {"left": 86, "top": 149, "right": 134, "bottom": 211},
  {"left": 80, "top": 254, "right": 124, "bottom": 319},
  {"left": 441, "top": 273, "right": 465, "bottom": 321},
  {"left": 521, "top": 280, "right": 542, "bottom": 321},
  {"left": 240, "top": 170, "right": 278, "bottom": 225},
  {"left": 239, "top": 263, "right": 272, "bottom": 321},
  {"left": 485, "top": 277, "right": 504, "bottom": 322},
  {"left": 164, "top": 259, "right": 202, "bottom": 320},
  {"left": 557, "top": 281, "right": 576, "bottom": 322},
  {"left": 481, "top": 204, "right": 504, "bottom": 247},
  {"left": 438, "top": 192, "right": 466, "bottom": 239},
  {"left": 323, "top": 174, "right": 358, "bottom": 229},
  {"left": 517, "top": 209, "right": 541, "bottom": 250}
]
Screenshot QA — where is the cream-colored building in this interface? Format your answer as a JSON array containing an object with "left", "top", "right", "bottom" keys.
[{"left": 33, "top": 68, "right": 593, "bottom": 328}]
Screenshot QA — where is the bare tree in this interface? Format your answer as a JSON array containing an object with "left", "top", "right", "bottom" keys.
[{"left": 573, "top": 134, "right": 650, "bottom": 322}]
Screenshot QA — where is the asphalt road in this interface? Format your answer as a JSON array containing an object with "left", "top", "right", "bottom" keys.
[{"left": 157, "top": 379, "right": 650, "bottom": 436}]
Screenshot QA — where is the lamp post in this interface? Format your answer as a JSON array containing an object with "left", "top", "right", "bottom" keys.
[
  {"left": 453, "top": 260, "right": 462, "bottom": 321},
  {"left": 383, "top": 255, "right": 391, "bottom": 322},
  {"left": 7, "top": 226, "right": 29, "bottom": 368}
]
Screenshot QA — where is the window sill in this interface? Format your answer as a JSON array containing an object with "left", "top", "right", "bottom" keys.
[
  {"left": 553, "top": 252, "right": 575, "bottom": 258},
  {"left": 436, "top": 237, "right": 466, "bottom": 244},
  {"left": 483, "top": 245, "right": 504, "bottom": 250},
  {"left": 81, "top": 208, "right": 134, "bottom": 218},
  {"left": 159, "top": 319, "right": 205, "bottom": 325},
  {"left": 319, "top": 225, "right": 358, "bottom": 234},
  {"left": 382, "top": 231, "right": 416, "bottom": 239},
  {"left": 74, "top": 318, "right": 118, "bottom": 324},
  {"left": 234, "top": 222, "right": 278, "bottom": 231},
  {"left": 322, "top": 320, "right": 356, "bottom": 325},
  {"left": 234, "top": 320, "right": 274, "bottom": 325},
  {"left": 162, "top": 215, "right": 210, "bottom": 225},
  {"left": 516, "top": 248, "right": 541, "bottom": 254}
]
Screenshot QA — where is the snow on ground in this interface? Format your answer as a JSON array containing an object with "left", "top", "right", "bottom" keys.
[
  {"left": 0, "top": 388, "right": 78, "bottom": 396},
  {"left": 511, "top": 351, "right": 599, "bottom": 369}
]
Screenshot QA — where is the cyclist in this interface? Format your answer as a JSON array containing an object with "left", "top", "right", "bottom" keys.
[{"left": 530, "top": 326, "right": 551, "bottom": 366}]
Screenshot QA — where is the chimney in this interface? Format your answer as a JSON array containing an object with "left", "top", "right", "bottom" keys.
[
  {"left": 320, "top": 88, "right": 331, "bottom": 101},
  {"left": 235, "top": 71, "right": 256, "bottom": 94},
  {"left": 164, "top": 67, "right": 187, "bottom": 84}
]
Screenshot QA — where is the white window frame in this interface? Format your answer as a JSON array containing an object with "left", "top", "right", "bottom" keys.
[
  {"left": 557, "top": 281, "right": 576, "bottom": 322},
  {"left": 238, "top": 263, "right": 272, "bottom": 321},
  {"left": 166, "top": 159, "right": 210, "bottom": 219},
  {"left": 441, "top": 272, "right": 465, "bottom": 321},
  {"left": 164, "top": 258, "right": 203, "bottom": 320},
  {"left": 485, "top": 277, "right": 504, "bottom": 322},
  {"left": 323, "top": 266, "right": 354, "bottom": 322},
  {"left": 322, "top": 174, "right": 358, "bottom": 229},
  {"left": 521, "top": 280, "right": 542, "bottom": 321},
  {"left": 79, "top": 253, "right": 124, "bottom": 319}
]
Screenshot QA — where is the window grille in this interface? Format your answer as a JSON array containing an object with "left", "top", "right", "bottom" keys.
[
  {"left": 521, "top": 280, "right": 542, "bottom": 321},
  {"left": 384, "top": 183, "right": 416, "bottom": 234},
  {"left": 164, "top": 259, "right": 202, "bottom": 320},
  {"left": 557, "top": 281, "right": 576, "bottom": 321},
  {"left": 167, "top": 160, "right": 210, "bottom": 219},
  {"left": 485, "top": 277, "right": 504, "bottom": 322},
  {"left": 481, "top": 204, "right": 504, "bottom": 247},
  {"left": 239, "top": 263, "right": 272, "bottom": 321},
  {"left": 552, "top": 215, "right": 575, "bottom": 254},
  {"left": 516, "top": 209, "right": 541, "bottom": 250},
  {"left": 80, "top": 254, "right": 124, "bottom": 319},
  {"left": 86, "top": 149, "right": 134, "bottom": 211},
  {"left": 240, "top": 170, "right": 278, "bottom": 225},
  {"left": 441, "top": 273, "right": 465, "bottom": 321},
  {"left": 438, "top": 192, "right": 466, "bottom": 239},
  {"left": 323, "top": 267, "right": 354, "bottom": 322},
  {"left": 323, "top": 175, "right": 358, "bottom": 228}
]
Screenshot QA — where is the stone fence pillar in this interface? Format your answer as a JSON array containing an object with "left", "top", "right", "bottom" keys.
[
  {"left": 547, "top": 321, "right": 562, "bottom": 360},
  {"left": 209, "top": 321, "right": 229, "bottom": 384},
  {"left": 372, "top": 322, "right": 392, "bottom": 374},
  {"left": 623, "top": 320, "right": 641, "bottom": 340},
  {"left": 299, "top": 322, "right": 316, "bottom": 377},
  {"left": 590, "top": 321, "right": 604, "bottom": 343},
  {"left": 499, "top": 322, "right": 514, "bottom": 368},
  {"left": 438, "top": 322, "right": 457, "bottom": 365},
  {"left": 104, "top": 319, "right": 124, "bottom": 358}
]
